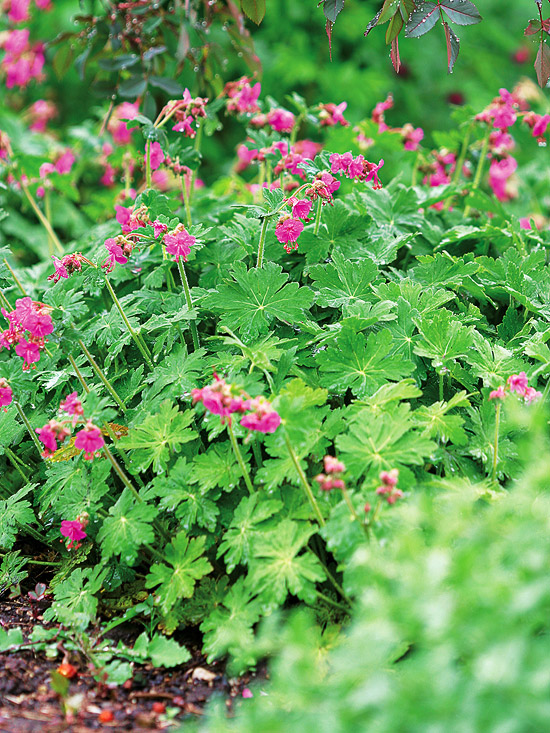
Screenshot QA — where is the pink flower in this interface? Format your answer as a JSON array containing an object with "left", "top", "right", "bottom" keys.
[
  {"left": 507, "top": 372, "right": 528, "bottom": 395},
  {"left": 54, "top": 149, "right": 75, "bottom": 175},
  {"left": 330, "top": 152, "right": 353, "bottom": 174},
  {"left": 164, "top": 226, "right": 196, "bottom": 262},
  {"left": 8, "top": 0, "right": 31, "bottom": 23},
  {"left": 152, "top": 169, "right": 171, "bottom": 191},
  {"left": 35, "top": 0, "right": 52, "bottom": 9},
  {"left": 290, "top": 198, "right": 313, "bottom": 221},
  {"left": 364, "top": 159, "right": 384, "bottom": 189},
  {"left": 372, "top": 94, "right": 393, "bottom": 131},
  {"left": 489, "top": 386, "right": 506, "bottom": 401},
  {"left": 192, "top": 374, "right": 249, "bottom": 424},
  {"left": 60, "top": 391, "right": 84, "bottom": 418},
  {"left": 318, "top": 101, "right": 349, "bottom": 127},
  {"left": 524, "top": 386, "right": 542, "bottom": 404},
  {"left": 225, "top": 77, "right": 261, "bottom": 115},
  {"left": 14, "top": 338, "right": 40, "bottom": 369},
  {"left": 379, "top": 469, "right": 399, "bottom": 487},
  {"left": 60, "top": 520, "right": 87, "bottom": 550},
  {"left": 146, "top": 142, "right": 165, "bottom": 171},
  {"left": 36, "top": 424, "right": 58, "bottom": 453},
  {"left": 49, "top": 255, "right": 68, "bottom": 283},
  {"left": 275, "top": 217, "right": 304, "bottom": 253},
  {"left": 102, "top": 238, "right": 128, "bottom": 272},
  {"left": 115, "top": 205, "right": 132, "bottom": 227},
  {"left": 240, "top": 397, "right": 281, "bottom": 434},
  {"left": 324, "top": 456, "right": 345, "bottom": 474},
  {"left": 39, "top": 162, "right": 55, "bottom": 178},
  {"left": 242, "top": 688, "right": 253, "bottom": 699},
  {"left": 0, "top": 378, "right": 12, "bottom": 410},
  {"left": 100, "top": 164, "right": 116, "bottom": 187},
  {"left": 152, "top": 220, "right": 168, "bottom": 237},
  {"left": 172, "top": 116, "right": 195, "bottom": 136},
  {"left": 108, "top": 101, "right": 139, "bottom": 145},
  {"left": 533, "top": 114, "right": 550, "bottom": 140},
  {"left": 236, "top": 144, "right": 259, "bottom": 172},
  {"left": 74, "top": 422, "right": 104, "bottom": 460},
  {"left": 266, "top": 108, "right": 295, "bottom": 133},
  {"left": 488, "top": 156, "right": 517, "bottom": 202},
  {"left": 3, "top": 29, "right": 30, "bottom": 55},
  {"left": 402, "top": 125, "right": 424, "bottom": 151}
]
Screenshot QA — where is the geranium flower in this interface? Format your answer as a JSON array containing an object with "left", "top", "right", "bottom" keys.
[{"left": 74, "top": 422, "right": 104, "bottom": 460}]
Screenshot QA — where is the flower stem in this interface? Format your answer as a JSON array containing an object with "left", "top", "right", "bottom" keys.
[
  {"left": 77, "top": 339, "right": 127, "bottom": 413},
  {"left": 439, "top": 372, "right": 444, "bottom": 402},
  {"left": 284, "top": 433, "right": 325, "bottom": 526},
  {"left": 104, "top": 277, "right": 154, "bottom": 370},
  {"left": 3, "top": 258, "right": 27, "bottom": 296},
  {"left": 313, "top": 198, "right": 322, "bottom": 235},
  {"left": 464, "top": 126, "right": 491, "bottom": 218},
  {"left": 314, "top": 589, "right": 350, "bottom": 613},
  {"left": 14, "top": 401, "right": 43, "bottom": 455},
  {"left": 491, "top": 402, "right": 501, "bottom": 483},
  {"left": 0, "top": 289, "right": 12, "bottom": 309},
  {"left": 20, "top": 181, "right": 63, "bottom": 254},
  {"left": 43, "top": 188, "right": 55, "bottom": 256},
  {"left": 180, "top": 172, "right": 192, "bottom": 228},
  {"left": 145, "top": 139, "right": 152, "bottom": 189},
  {"left": 256, "top": 216, "right": 269, "bottom": 269},
  {"left": 227, "top": 421, "right": 254, "bottom": 494},
  {"left": 190, "top": 119, "right": 203, "bottom": 202},
  {"left": 5, "top": 447, "right": 29, "bottom": 483},
  {"left": 341, "top": 484, "right": 370, "bottom": 541},
  {"left": 176, "top": 259, "right": 200, "bottom": 351}
]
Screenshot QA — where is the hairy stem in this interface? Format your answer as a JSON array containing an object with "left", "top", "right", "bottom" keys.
[
  {"left": 77, "top": 339, "right": 127, "bottom": 413},
  {"left": 464, "top": 126, "right": 491, "bottom": 218},
  {"left": 491, "top": 402, "right": 501, "bottom": 483},
  {"left": 104, "top": 277, "right": 154, "bottom": 370},
  {"left": 227, "top": 421, "right": 254, "bottom": 494},
  {"left": 284, "top": 434, "right": 326, "bottom": 526},
  {"left": 14, "top": 401, "right": 43, "bottom": 454},
  {"left": 20, "top": 182, "right": 63, "bottom": 254},
  {"left": 313, "top": 198, "right": 322, "bottom": 235},
  {"left": 176, "top": 259, "right": 200, "bottom": 351},
  {"left": 145, "top": 139, "right": 152, "bottom": 189},
  {"left": 256, "top": 216, "right": 269, "bottom": 269}
]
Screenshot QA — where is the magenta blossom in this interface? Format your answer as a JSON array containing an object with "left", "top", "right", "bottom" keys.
[
  {"left": 507, "top": 372, "right": 528, "bottom": 395},
  {"left": 275, "top": 217, "right": 304, "bottom": 253},
  {"left": 266, "top": 108, "right": 295, "bottom": 133},
  {"left": 102, "top": 238, "right": 128, "bottom": 273},
  {"left": 192, "top": 374, "right": 249, "bottom": 424},
  {"left": 489, "top": 386, "right": 506, "bottom": 401},
  {"left": 60, "top": 520, "right": 87, "bottom": 550},
  {"left": 164, "top": 226, "right": 196, "bottom": 262},
  {"left": 402, "top": 124, "right": 424, "bottom": 151},
  {"left": 74, "top": 422, "right": 105, "bottom": 460},
  {"left": 14, "top": 338, "right": 40, "bottom": 369},
  {"left": 489, "top": 156, "right": 517, "bottom": 202},
  {"left": 54, "top": 149, "right": 75, "bottom": 175},
  {"left": 0, "top": 378, "right": 12, "bottom": 410},
  {"left": 240, "top": 397, "right": 281, "bottom": 434},
  {"left": 60, "top": 391, "right": 84, "bottom": 419},
  {"left": 146, "top": 141, "right": 165, "bottom": 171}
]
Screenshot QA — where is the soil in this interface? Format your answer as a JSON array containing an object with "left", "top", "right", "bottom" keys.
[{"left": 0, "top": 598, "right": 264, "bottom": 732}]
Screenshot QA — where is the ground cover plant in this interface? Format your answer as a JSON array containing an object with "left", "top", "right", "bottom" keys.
[{"left": 2, "top": 0, "right": 550, "bottom": 729}]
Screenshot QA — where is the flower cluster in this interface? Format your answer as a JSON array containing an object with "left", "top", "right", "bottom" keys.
[
  {"left": 489, "top": 372, "right": 542, "bottom": 404},
  {"left": 1, "top": 28, "right": 45, "bottom": 89},
  {"left": 36, "top": 392, "right": 105, "bottom": 459},
  {"left": 6, "top": 0, "right": 51, "bottom": 23},
  {"left": 0, "top": 297, "right": 53, "bottom": 369},
  {"left": 60, "top": 513, "right": 88, "bottom": 551},
  {"left": 329, "top": 152, "right": 384, "bottom": 189},
  {"left": 0, "top": 378, "right": 13, "bottom": 411},
  {"left": 160, "top": 89, "right": 208, "bottom": 138},
  {"left": 251, "top": 107, "right": 296, "bottom": 134},
  {"left": 108, "top": 101, "right": 140, "bottom": 146},
  {"left": 317, "top": 101, "right": 349, "bottom": 128},
  {"left": 33, "top": 148, "right": 75, "bottom": 198},
  {"left": 314, "top": 455, "right": 346, "bottom": 491},
  {"left": 225, "top": 76, "right": 262, "bottom": 116},
  {"left": 48, "top": 252, "right": 92, "bottom": 283},
  {"left": 28, "top": 99, "right": 57, "bottom": 132},
  {"left": 192, "top": 374, "right": 281, "bottom": 434},
  {"left": 375, "top": 469, "right": 403, "bottom": 505},
  {"left": 164, "top": 223, "right": 196, "bottom": 262}
]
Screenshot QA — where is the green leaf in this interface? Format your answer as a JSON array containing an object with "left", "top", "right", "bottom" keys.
[
  {"left": 191, "top": 443, "right": 248, "bottom": 493},
  {"left": 241, "top": 0, "right": 266, "bottom": 24},
  {"left": 119, "top": 76, "right": 147, "bottom": 99},
  {"left": 414, "top": 310, "right": 475, "bottom": 370},
  {"left": 200, "top": 578, "right": 262, "bottom": 671},
  {"left": 203, "top": 262, "right": 314, "bottom": 339},
  {"left": 0, "top": 551, "right": 28, "bottom": 593},
  {"left": 119, "top": 400, "right": 195, "bottom": 473},
  {"left": 148, "top": 634, "right": 191, "bottom": 667},
  {"left": 97, "top": 489, "right": 157, "bottom": 565},
  {"left": 405, "top": 2, "right": 439, "bottom": 37},
  {"left": 336, "top": 403, "right": 437, "bottom": 480},
  {"left": 0, "top": 487, "right": 36, "bottom": 550},
  {"left": 308, "top": 252, "right": 378, "bottom": 314},
  {"left": 149, "top": 76, "right": 183, "bottom": 96},
  {"left": 323, "top": 0, "right": 345, "bottom": 24},
  {"left": 44, "top": 567, "right": 108, "bottom": 630},
  {"left": 218, "top": 494, "right": 283, "bottom": 572},
  {"left": 440, "top": 0, "right": 481, "bottom": 26},
  {"left": 145, "top": 534, "right": 212, "bottom": 614},
  {"left": 247, "top": 520, "right": 325, "bottom": 608},
  {"left": 98, "top": 54, "right": 139, "bottom": 71},
  {"left": 318, "top": 327, "right": 414, "bottom": 399}
]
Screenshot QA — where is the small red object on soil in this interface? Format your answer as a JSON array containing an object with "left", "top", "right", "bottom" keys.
[
  {"left": 98, "top": 709, "right": 114, "bottom": 723},
  {"left": 57, "top": 663, "right": 77, "bottom": 678},
  {"left": 152, "top": 701, "right": 166, "bottom": 714}
]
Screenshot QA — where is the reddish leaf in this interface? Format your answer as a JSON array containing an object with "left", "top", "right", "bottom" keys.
[
  {"left": 535, "top": 41, "right": 550, "bottom": 87},
  {"left": 379, "top": 0, "right": 401, "bottom": 24},
  {"left": 391, "top": 37, "right": 401, "bottom": 73},
  {"left": 443, "top": 21, "right": 460, "bottom": 73},
  {"left": 439, "top": 0, "right": 481, "bottom": 26},
  {"left": 405, "top": 2, "right": 439, "bottom": 38},
  {"left": 399, "top": 0, "right": 415, "bottom": 22},
  {"left": 326, "top": 19, "right": 334, "bottom": 61},
  {"left": 364, "top": 8, "right": 382, "bottom": 36},
  {"left": 323, "top": 0, "right": 345, "bottom": 24},
  {"left": 524, "top": 18, "right": 542, "bottom": 35}
]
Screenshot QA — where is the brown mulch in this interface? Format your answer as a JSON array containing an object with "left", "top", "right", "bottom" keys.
[{"left": 0, "top": 598, "right": 265, "bottom": 732}]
